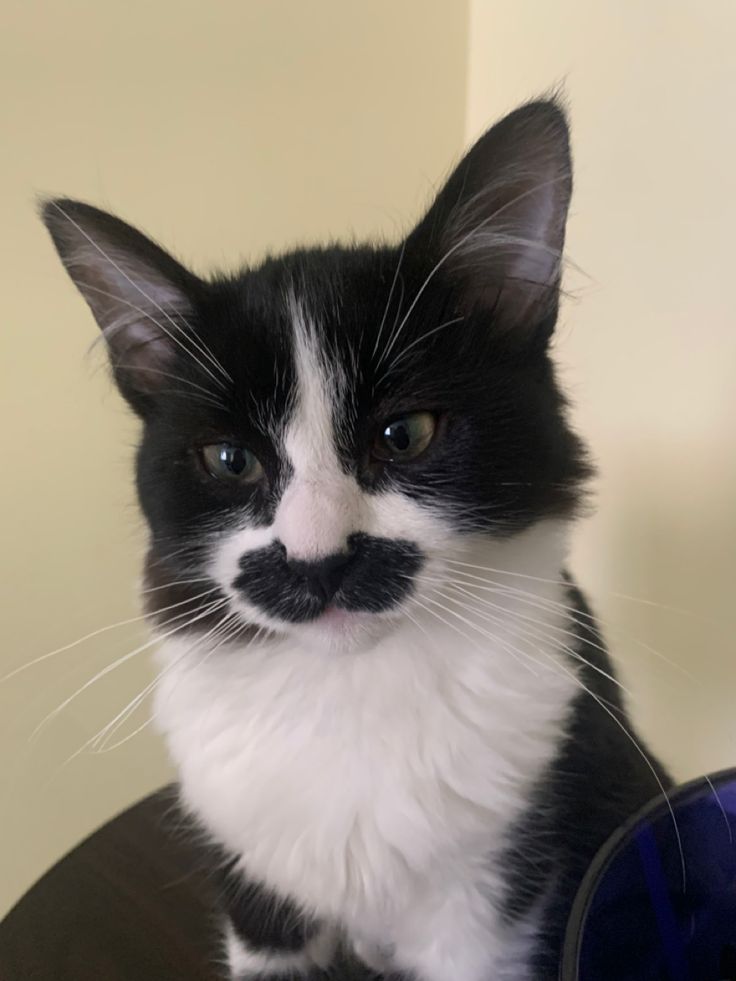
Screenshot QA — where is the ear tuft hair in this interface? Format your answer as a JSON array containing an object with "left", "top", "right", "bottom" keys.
[
  {"left": 407, "top": 98, "right": 573, "bottom": 342},
  {"left": 41, "top": 198, "right": 209, "bottom": 411}
]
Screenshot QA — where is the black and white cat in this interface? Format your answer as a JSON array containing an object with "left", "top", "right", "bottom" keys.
[{"left": 43, "top": 99, "right": 668, "bottom": 980}]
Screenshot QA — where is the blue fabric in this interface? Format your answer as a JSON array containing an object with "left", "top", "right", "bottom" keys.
[{"left": 572, "top": 774, "right": 736, "bottom": 980}]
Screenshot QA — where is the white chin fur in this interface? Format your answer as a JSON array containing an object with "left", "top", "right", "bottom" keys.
[{"left": 153, "top": 518, "right": 578, "bottom": 981}]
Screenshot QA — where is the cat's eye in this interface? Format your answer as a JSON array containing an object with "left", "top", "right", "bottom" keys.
[
  {"left": 200, "top": 443, "right": 264, "bottom": 484},
  {"left": 373, "top": 411, "right": 437, "bottom": 462}
]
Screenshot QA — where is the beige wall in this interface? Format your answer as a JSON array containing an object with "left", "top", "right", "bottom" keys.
[
  {"left": 0, "top": 0, "right": 469, "bottom": 914},
  {"left": 468, "top": 1, "right": 736, "bottom": 780},
  {"left": 2, "top": 0, "right": 734, "bottom": 920}
]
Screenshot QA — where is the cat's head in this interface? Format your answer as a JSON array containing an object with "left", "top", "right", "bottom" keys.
[{"left": 42, "top": 99, "right": 590, "bottom": 653}]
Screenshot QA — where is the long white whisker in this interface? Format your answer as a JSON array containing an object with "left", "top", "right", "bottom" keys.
[
  {"left": 101, "top": 362, "right": 227, "bottom": 403},
  {"left": 445, "top": 557, "right": 707, "bottom": 622},
  {"left": 371, "top": 241, "right": 406, "bottom": 361},
  {"left": 426, "top": 572, "right": 628, "bottom": 675},
  {"left": 376, "top": 316, "right": 464, "bottom": 384},
  {"left": 50, "top": 200, "right": 232, "bottom": 385},
  {"left": 30, "top": 596, "right": 228, "bottom": 740},
  {"left": 418, "top": 580, "right": 685, "bottom": 890},
  {"left": 443, "top": 567, "right": 693, "bottom": 679},
  {"left": 705, "top": 776, "right": 734, "bottom": 846},
  {"left": 155, "top": 389, "right": 230, "bottom": 411},
  {"left": 408, "top": 594, "right": 513, "bottom": 670},
  {"left": 434, "top": 583, "right": 631, "bottom": 697},
  {"left": 95, "top": 613, "right": 261, "bottom": 756},
  {"left": 111, "top": 377, "right": 229, "bottom": 412},
  {"left": 73, "top": 278, "right": 230, "bottom": 393},
  {"left": 88, "top": 608, "right": 239, "bottom": 755},
  {"left": 534, "top": 647, "right": 686, "bottom": 892},
  {"left": 413, "top": 583, "right": 623, "bottom": 717},
  {"left": 139, "top": 576, "right": 213, "bottom": 594},
  {"left": 401, "top": 605, "right": 436, "bottom": 646},
  {"left": 379, "top": 175, "right": 570, "bottom": 367},
  {"left": 415, "top": 592, "right": 541, "bottom": 677},
  {"left": 1, "top": 586, "right": 220, "bottom": 684}
]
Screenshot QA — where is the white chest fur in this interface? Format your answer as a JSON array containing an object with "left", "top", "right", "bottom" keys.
[{"left": 153, "top": 537, "right": 578, "bottom": 981}]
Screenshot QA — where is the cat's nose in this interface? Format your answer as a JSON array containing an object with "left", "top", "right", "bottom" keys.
[{"left": 286, "top": 550, "right": 354, "bottom": 603}]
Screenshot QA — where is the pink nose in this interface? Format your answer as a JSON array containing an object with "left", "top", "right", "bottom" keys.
[{"left": 274, "top": 478, "right": 360, "bottom": 561}]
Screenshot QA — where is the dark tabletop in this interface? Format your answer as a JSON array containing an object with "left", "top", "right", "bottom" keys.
[
  {"left": 0, "top": 787, "right": 224, "bottom": 981},
  {"left": 0, "top": 788, "right": 373, "bottom": 981}
]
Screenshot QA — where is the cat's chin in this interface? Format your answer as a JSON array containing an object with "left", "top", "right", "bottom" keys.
[{"left": 291, "top": 606, "right": 396, "bottom": 654}]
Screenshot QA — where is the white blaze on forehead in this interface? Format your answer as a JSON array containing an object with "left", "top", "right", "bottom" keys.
[
  {"left": 274, "top": 293, "right": 363, "bottom": 560},
  {"left": 210, "top": 292, "right": 450, "bottom": 608}
]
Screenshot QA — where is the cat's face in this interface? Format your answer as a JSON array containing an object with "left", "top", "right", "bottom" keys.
[{"left": 43, "top": 99, "right": 589, "bottom": 652}]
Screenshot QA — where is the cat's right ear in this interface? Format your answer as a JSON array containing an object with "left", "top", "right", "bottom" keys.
[
  {"left": 41, "top": 198, "right": 209, "bottom": 414},
  {"left": 405, "top": 98, "right": 573, "bottom": 347}
]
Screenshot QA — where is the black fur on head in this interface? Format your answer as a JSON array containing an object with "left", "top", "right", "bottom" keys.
[{"left": 42, "top": 98, "right": 591, "bottom": 631}]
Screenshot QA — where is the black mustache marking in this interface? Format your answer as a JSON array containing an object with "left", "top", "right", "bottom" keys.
[{"left": 234, "top": 533, "right": 423, "bottom": 623}]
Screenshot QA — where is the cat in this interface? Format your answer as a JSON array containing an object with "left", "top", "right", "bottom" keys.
[{"left": 42, "top": 98, "right": 669, "bottom": 980}]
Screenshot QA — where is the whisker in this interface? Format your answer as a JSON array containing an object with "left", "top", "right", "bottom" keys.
[
  {"left": 401, "top": 607, "right": 435, "bottom": 646},
  {"left": 155, "top": 389, "right": 230, "bottom": 412},
  {"left": 94, "top": 614, "right": 264, "bottom": 756},
  {"left": 69, "top": 277, "right": 231, "bottom": 393},
  {"left": 371, "top": 241, "right": 406, "bottom": 361},
  {"left": 432, "top": 583, "right": 631, "bottom": 698},
  {"left": 445, "top": 557, "right": 708, "bottom": 623},
  {"left": 92, "top": 709, "right": 155, "bottom": 753},
  {"left": 414, "top": 592, "right": 541, "bottom": 677},
  {"left": 50, "top": 200, "right": 232, "bottom": 386},
  {"left": 534, "top": 647, "right": 686, "bottom": 892},
  {"left": 414, "top": 578, "right": 686, "bottom": 891},
  {"left": 151, "top": 541, "right": 213, "bottom": 566},
  {"left": 442, "top": 567, "right": 693, "bottom": 679},
  {"left": 30, "top": 596, "right": 228, "bottom": 741},
  {"left": 376, "top": 271, "right": 407, "bottom": 370},
  {"left": 0, "top": 586, "right": 220, "bottom": 684},
  {"left": 139, "top": 576, "right": 213, "bottom": 594},
  {"left": 705, "top": 776, "right": 734, "bottom": 846},
  {"left": 110, "top": 363, "right": 228, "bottom": 403},
  {"left": 87, "top": 609, "right": 240, "bottom": 756},
  {"left": 378, "top": 175, "right": 570, "bottom": 370},
  {"left": 426, "top": 572, "right": 628, "bottom": 674},
  {"left": 375, "top": 316, "right": 464, "bottom": 384}
]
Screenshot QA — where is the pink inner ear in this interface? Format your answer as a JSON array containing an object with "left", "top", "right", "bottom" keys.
[
  {"left": 106, "top": 320, "right": 179, "bottom": 394},
  {"left": 72, "top": 252, "right": 195, "bottom": 396},
  {"left": 405, "top": 102, "right": 572, "bottom": 334},
  {"left": 42, "top": 199, "right": 199, "bottom": 401},
  {"left": 504, "top": 180, "right": 566, "bottom": 289},
  {"left": 445, "top": 165, "right": 569, "bottom": 329}
]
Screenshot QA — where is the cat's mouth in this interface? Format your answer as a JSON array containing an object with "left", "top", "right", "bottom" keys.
[
  {"left": 142, "top": 534, "right": 423, "bottom": 649},
  {"left": 299, "top": 605, "right": 382, "bottom": 648},
  {"left": 317, "top": 605, "right": 365, "bottom": 625}
]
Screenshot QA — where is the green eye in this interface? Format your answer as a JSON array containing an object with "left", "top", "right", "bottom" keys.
[
  {"left": 373, "top": 411, "right": 437, "bottom": 462},
  {"left": 200, "top": 443, "right": 264, "bottom": 483}
]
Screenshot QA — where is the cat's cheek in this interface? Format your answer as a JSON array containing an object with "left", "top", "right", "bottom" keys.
[{"left": 363, "top": 488, "right": 452, "bottom": 551}]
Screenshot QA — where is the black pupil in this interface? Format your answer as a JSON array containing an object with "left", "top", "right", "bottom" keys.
[
  {"left": 386, "top": 422, "right": 411, "bottom": 452},
  {"left": 222, "top": 447, "right": 247, "bottom": 474}
]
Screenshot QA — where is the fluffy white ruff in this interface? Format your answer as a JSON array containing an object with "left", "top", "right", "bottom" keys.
[{"left": 154, "top": 521, "right": 578, "bottom": 981}]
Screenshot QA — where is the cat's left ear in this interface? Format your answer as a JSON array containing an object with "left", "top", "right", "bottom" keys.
[{"left": 407, "top": 98, "right": 572, "bottom": 343}]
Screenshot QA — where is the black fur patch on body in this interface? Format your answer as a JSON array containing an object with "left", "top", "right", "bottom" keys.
[
  {"left": 501, "top": 580, "right": 672, "bottom": 977},
  {"left": 219, "top": 860, "right": 318, "bottom": 954}
]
